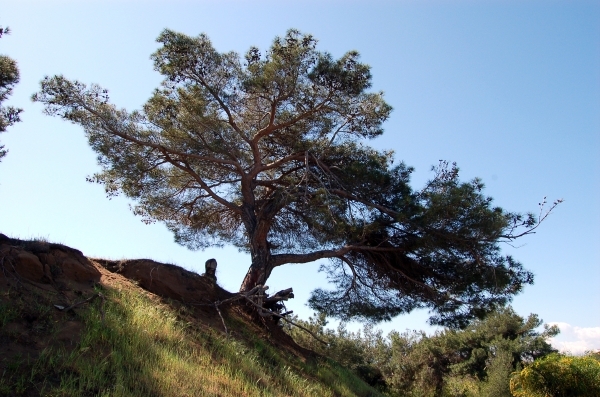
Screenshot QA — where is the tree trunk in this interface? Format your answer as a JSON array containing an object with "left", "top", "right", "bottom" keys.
[
  {"left": 239, "top": 265, "right": 266, "bottom": 292},
  {"left": 239, "top": 243, "right": 272, "bottom": 292},
  {"left": 238, "top": 198, "right": 275, "bottom": 292}
]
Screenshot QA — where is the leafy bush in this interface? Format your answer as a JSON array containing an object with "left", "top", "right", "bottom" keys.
[{"left": 510, "top": 352, "right": 600, "bottom": 397}]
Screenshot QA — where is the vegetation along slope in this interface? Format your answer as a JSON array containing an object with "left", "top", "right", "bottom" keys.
[{"left": 0, "top": 233, "right": 383, "bottom": 396}]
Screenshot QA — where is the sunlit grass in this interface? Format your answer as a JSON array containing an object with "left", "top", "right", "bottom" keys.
[{"left": 24, "top": 284, "right": 382, "bottom": 397}]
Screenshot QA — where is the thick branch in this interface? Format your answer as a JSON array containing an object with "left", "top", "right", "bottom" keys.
[{"left": 271, "top": 246, "right": 352, "bottom": 267}]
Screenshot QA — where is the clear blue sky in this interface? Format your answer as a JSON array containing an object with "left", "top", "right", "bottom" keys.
[{"left": 1, "top": 1, "right": 598, "bottom": 351}]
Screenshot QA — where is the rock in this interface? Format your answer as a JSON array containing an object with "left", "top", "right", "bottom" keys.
[
  {"left": 45, "top": 249, "right": 101, "bottom": 286},
  {"left": 15, "top": 252, "right": 46, "bottom": 282},
  {"left": 3, "top": 242, "right": 101, "bottom": 286},
  {"left": 60, "top": 257, "right": 98, "bottom": 283}
]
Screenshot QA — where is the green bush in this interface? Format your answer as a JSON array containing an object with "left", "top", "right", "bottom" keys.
[{"left": 510, "top": 353, "right": 600, "bottom": 397}]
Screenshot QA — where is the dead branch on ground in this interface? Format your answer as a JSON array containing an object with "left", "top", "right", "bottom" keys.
[
  {"left": 191, "top": 285, "right": 327, "bottom": 344},
  {"left": 55, "top": 292, "right": 106, "bottom": 324}
]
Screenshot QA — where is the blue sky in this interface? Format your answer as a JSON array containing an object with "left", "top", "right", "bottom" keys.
[{"left": 1, "top": 1, "right": 598, "bottom": 352}]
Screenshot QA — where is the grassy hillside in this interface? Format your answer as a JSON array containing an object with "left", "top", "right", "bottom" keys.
[{"left": 0, "top": 235, "right": 383, "bottom": 396}]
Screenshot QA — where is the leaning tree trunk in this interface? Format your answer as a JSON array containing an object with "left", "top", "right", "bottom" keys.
[
  {"left": 239, "top": 199, "right": 276, "bottom": 292},
  {"left": 240, "top": 265, "right": 266, "bottom": 292},
  {"left": 239, "top": 243, "right": 272, "bottom": 292}
]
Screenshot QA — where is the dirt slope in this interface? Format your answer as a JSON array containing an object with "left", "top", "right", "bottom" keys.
[{"left": 0, "top": 233, "right": 339, "bottom": 396}]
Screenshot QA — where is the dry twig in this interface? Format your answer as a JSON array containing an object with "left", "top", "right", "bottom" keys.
[{"left": 55, "top": 292, "right": 106, "bottom": 324}]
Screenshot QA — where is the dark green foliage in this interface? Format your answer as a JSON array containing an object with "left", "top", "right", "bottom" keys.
[
  {"left": 0, "top": 26, "right": 22, "bottom": 160},
  {"left": 286, "top": 307, "right": 558, "bottom": 396},
  {"left": 382, "top": 308, "right": 557, "bottom": 396},
  {"left": 33, "top": 29, "right": 556, "bottom": 326},
  {"left": 480, "top": 350, "right": 514, "bottom": 397}
]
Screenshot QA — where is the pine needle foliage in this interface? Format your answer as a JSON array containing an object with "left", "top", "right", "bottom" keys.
[
  {"left": 33, "top": 29, "right": 558, "bottom": 327},
  {"left": 0, "top": 26, "right": 22, "bottom": 161},
  {"left": 286, "top": 307, "right": 559, "bottom": 396}
]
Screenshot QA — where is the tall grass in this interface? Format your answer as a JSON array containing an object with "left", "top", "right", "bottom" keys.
[{"left": 32, "top": 285, "right": 381, "bottom": 397}]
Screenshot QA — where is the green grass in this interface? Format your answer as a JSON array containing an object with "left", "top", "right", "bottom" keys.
[
  {"left": 1, "top": 283, "right": 382, "bottom": 396},
  {"left": 0, "top": 301, "right": 19, "bottom": 327}
]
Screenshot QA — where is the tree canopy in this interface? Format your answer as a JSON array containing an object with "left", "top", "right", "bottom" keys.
[
  {"left": 33, "top": 29, "right": 558, "bottom": 328},
  {"left": 0, "top": 26, "right": 22, "bottom": 161}
]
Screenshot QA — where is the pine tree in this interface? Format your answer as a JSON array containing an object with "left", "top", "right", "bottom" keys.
[
  {"left": 0, "top": 26, "right": 22, "bottom": 161},
  {"left": 33, "top": 29, "right": 559, "bottom": 327}
]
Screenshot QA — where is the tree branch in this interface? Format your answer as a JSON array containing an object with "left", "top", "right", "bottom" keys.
[
  {"left": 78, "top": 100, "right": 244, "bottom": 171},
  {"left": 271, "top": 246, "right": 352, "bottom": 267},
  {"left": 161, "top": 153, "right": 242, "bottom": 215}
]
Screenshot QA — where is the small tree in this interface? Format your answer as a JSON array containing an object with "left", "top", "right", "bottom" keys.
[
  {"left": 33, "top": 29, "right": 559, "bottom": 327},
  {"left": 286, "top": 307, "right": 558, "bottom": 396},
  {"left": 0, "top": 26, "right": 22, "bottom": 161},
  {"left": 380, "top": 308, "right": 558, "bottom": 396}
]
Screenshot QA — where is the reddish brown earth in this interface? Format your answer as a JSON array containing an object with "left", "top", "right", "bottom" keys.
[
  {"left": 92, "top": 257, "right": 234, "bottom": 304},
  {"left": 0, "top": 233, "right": 312, "bottom": 395}
]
